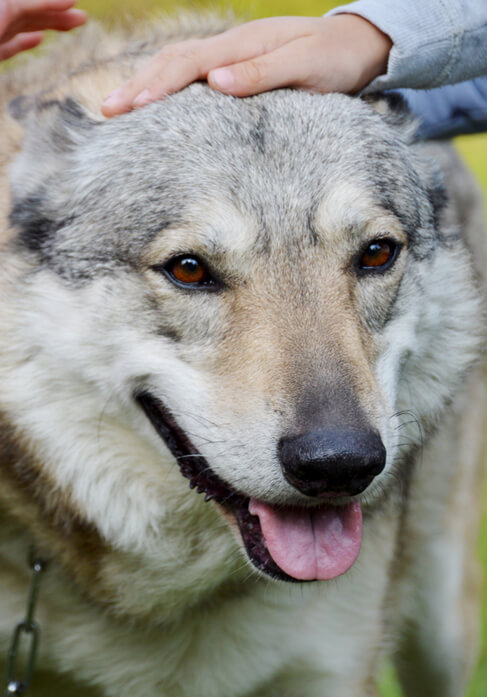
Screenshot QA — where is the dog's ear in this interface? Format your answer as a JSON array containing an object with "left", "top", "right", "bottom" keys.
[
  {"left": 9, "top": 96, "right": 100, "bottom": 200},
  {"left": 364, "top": 92, "right": 448, "bottom": 228},
  {"left": 363, "top": 92, "right": 418, "bottom": 143},
  {"left": 9, "top": 97, "right": 101, "bottom": 256},
  {"left": 9, "top": 95, "right": 99, "bottom": 146},
  {"left": 8, "top": 95, "right": 35, "bottom": 122}
]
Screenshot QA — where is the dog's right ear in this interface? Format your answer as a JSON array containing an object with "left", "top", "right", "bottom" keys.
[
  {"left": 9, "top": 95, "right": 99, "bottom": 142},
  {"left": 9, "top": 96, "right": 101, "bottom": 202},
  {"left": 9, "top": 97, "right": 102, "bottom": 257},
  {"left": 8, "top": 95, "right": 35, "bottom": 122}
]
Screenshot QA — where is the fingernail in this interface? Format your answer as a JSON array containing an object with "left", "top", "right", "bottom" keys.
[
  {"left": 103, "top": 88, "right": 123, "bottom": 106},
  {"left": 210, "top": 68, "right": 234, "bottom": 90},
  {"left": 133, "top": 89, "right": 151, "bottom": 107}
]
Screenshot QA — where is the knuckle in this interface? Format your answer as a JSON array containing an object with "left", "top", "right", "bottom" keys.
[
  {"left": 122, "top": 77, "right": 139, "bottom": 94},
  {"left": 157, "top": 44, "right": 177, "bottom": 61},
  {"left": 160, "top": 39, "right": 202, "bottom": 64},
  {"left": 239, "top": 59, "right": 263, "bottom": 86}
]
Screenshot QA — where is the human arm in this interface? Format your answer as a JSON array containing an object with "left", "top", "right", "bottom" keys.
[
  {"left": 328, "top": 0, "right": 487, "bottom": 91},
  {"left": 0, "top": 0, "right": 86, "bottom": 61}
]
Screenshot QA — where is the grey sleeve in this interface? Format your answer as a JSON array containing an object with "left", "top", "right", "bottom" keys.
[{"left": 326, "top": 0, "right": 487, "bottom": 91}]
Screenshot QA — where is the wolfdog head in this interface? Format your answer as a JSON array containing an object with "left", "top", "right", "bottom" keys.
[{"left": 4, "top": 86, "right": 483, "bottom": 586}]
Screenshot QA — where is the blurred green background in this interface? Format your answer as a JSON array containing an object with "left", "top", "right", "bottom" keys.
[{"left": 12, "top": 0, "right": 487, "bottom": 694}]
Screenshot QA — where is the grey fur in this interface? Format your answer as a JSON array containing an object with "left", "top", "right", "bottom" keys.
[
  {"left": 0, "top": 21, "right": 485, "bottom": 697},
  {"left": 10, "top": 86, "right": 447, "bottom": 281}
]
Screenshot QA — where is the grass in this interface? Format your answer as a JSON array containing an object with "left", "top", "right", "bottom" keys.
[{"left": 11, "top": 0, "right": 487, "bottom": 693}]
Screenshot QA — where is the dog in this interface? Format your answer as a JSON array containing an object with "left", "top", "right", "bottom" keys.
[{"left": 0, "top": 17, "right": 485, "bottom": 697}]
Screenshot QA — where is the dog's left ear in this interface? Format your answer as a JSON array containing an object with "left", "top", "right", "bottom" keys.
[
  {"left": 363, "top": 92, "right": 418, "bottom": 143},
  {"left": 364, "top": 92, "right": 449, "bottom": 227}
]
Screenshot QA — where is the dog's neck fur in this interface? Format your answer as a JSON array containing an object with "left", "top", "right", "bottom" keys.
[{"left": 0, "top": 411, "right": 119, "bottom": 607}]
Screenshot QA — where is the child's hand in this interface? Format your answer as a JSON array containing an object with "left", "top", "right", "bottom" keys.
[
  {"left": 0, "top": 0, "right": 86, "bottom": 61},
  {"left": 102, "top": 14, "right": 391, "bottom": 117}
]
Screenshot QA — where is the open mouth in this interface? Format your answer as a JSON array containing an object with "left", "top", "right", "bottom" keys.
[{"left": 136, "top": 391, "right": 362, "bottom": 583}]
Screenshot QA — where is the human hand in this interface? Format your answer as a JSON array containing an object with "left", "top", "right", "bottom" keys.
[
  {"left": 0, "top": 0, "right": 86, "bottom": 61},
  {"left": 102, "top": 14, "right": 392, "bottom": 117}
]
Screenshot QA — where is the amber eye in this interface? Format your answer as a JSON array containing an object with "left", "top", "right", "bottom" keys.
[
  {"left": 162, "top": 255, "right": 216, "bottom": 288},
  {"left": 358, "top": 240, "right": 398, "bottom": 272}
]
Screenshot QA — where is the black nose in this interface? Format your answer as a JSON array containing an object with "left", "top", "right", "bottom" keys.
[{"left": 278, "top": 429, "right": 386, "bottom": 497}]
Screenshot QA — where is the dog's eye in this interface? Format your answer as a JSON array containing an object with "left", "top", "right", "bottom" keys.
[
  {"left": 163, "top": 255, "right": 216, "bottom": 288},
  {"left": 358, "top": 240, "right": 399, "bottom": 272}
]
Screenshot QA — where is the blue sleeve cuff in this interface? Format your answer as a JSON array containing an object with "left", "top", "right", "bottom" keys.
[{"left": 397, "top": 77, "right": 487, "bottom": 139}]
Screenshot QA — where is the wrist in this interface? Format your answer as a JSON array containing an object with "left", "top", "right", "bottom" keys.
[{"left": 325, "top": 14, "right": 392, "bottom": 92}]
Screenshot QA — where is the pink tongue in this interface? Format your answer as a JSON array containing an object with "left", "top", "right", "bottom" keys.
[{"left": 248, "top": 499, "right": 362, "bottom": 581}]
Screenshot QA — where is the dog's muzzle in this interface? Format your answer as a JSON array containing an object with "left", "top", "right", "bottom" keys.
[{"left": 136, "top": 391, "right": 384, "bottom": 583}]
